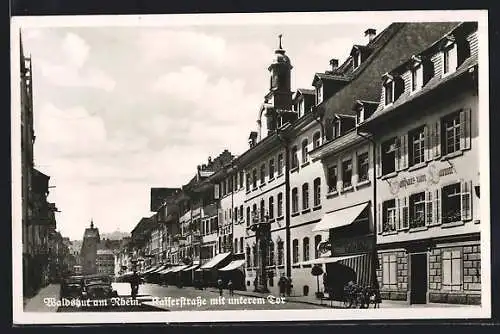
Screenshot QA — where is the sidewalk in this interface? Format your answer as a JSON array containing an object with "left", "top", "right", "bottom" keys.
[{"left": 24, "top": 284, "right": 60, "bottom": 312}]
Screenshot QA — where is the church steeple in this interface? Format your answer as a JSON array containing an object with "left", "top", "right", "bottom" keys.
[{"left": 90, "top": 219, "right": 94, "bottom": 229}]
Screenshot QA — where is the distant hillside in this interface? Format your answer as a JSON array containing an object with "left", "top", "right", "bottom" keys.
[{"left": 100, "top": 231, "right": 130, "bottom": 240}]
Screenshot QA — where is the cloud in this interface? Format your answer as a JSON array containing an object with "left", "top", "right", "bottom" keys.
[{"left": 61, "top": 32, "right": 90, "bottom": 69}]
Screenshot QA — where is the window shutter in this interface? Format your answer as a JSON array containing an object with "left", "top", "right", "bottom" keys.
[
  {"left": 402, "top": 134, "right": 408, "bottom": 169},
  {"left": 352, "top": 153, "right": 358, "bottom": 186},
  {"left": 376, "top": 144, "right": 382, "bottom": 177},
  {"left": 424, "top": 125, "right": 431, "bottom": 162},
  {"left": 461, "top": 180, "right": 472, "bottom": 221},
  {"left": 450, "top": 45, "right": 458, "bottom": 71},
  {"left": 434, "top": 188, "right": 442, "bottom": 225},
  {"left": 434, "top": 120, "right": 442, "bottom": 158},
  {"left": 377, "top": 202, "right": 383, "bottom": 234},
  {"left": 214, "top": 184, "right": 220, "bottom": 199},
  {"left": 396, "top": 198, "right": 401, "bottom": 230},
  {"left": 395, "top": 137, "right": 401, "bottom": 171},
  {"left": 460, "top": 109, "right": 471, "bottom": 150},
  {"left": 425, "top": 190, "right": 433, "bottom": 226},
  {"left": 402, "top": 197, "right": 409, "bottom": 229},
  {"left": 442, "top": 251, "right": 451, "bottom": 285}
]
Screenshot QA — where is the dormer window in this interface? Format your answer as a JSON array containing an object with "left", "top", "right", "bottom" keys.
[
  {"left": 384, "top": 80, "right": 394, "bottom": 106},
  {"left": 353, "top": 51, "right": 361, "bottom": 69},
  {"left": 410, "top": 61, "right": 423, "bottom": 93},
  {"left": 442, "top": 39, "right": 457, "bottom": 76},
  {"left": 316, "top": 83, "right": 323, "bottom": 105},
  {"left": 332, "top": 119, "right": 341, "bottom": 138}
]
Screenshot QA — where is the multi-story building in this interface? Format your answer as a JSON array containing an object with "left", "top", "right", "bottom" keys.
[
  {"left": 80, "top": 220, "right": 101, "bottom": 275},
  {"left": 359, "top": 22, "right": 480, "bottom": 305},
  {"left": 96, "top": 249, "right": 115, "bottom": 276}
]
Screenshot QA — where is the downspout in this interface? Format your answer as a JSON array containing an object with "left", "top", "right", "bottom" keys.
[{"left": 277, "top": 130, "right": 291, "bottom": 278}]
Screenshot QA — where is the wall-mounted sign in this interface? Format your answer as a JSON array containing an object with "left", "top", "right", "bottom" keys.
[
  {"left": 388, "top": 162, "right": 456, "bottom": 195},
  {"left": 331, "top": 235, "right": 374, "bottom": 256}
]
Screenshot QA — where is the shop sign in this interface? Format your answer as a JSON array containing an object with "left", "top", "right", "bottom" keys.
[
  {"left": 389, "top": 162, "right": 456, "bottom": 195},
  {"left": 331, "top": 235, "right": 374, "bottom": 256}
]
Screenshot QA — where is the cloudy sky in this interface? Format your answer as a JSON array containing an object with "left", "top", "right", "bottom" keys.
[{"left": 18, "top": 14, "right": 392, "bottom": 240}]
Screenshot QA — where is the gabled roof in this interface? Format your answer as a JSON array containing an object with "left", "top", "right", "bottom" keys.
[
  {"left": 311, "top": 72, "right": 350, "bottom": 87},
  {"left": 320, "top": 22, "right": 461, "bottom": 123}
]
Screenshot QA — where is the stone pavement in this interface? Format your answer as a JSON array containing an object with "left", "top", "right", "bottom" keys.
[{"left": 24, "top": 284, "right": 61, "bottom": 312}]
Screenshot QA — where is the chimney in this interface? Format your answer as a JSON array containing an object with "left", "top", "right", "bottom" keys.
[
  {"left": 329, "top": 58, "right": 339, "bottom": 72},
  {"left": 364, "top": 28, "right": 376, "bottom": 42},
  {"left": 208, "top": 156, "right": 212, "bottom": 164},
  {"left": 248, "top": 131, "right": 258, "bottom": 148}
]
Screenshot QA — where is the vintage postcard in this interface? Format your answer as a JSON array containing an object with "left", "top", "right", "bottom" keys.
[{"left": 11, "top": 10, "right": 490, "bottom": 324}]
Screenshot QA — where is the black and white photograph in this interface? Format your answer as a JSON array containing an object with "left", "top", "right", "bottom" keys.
[{"left": 11, "top": 10, "right": 490, "bottom": 324}]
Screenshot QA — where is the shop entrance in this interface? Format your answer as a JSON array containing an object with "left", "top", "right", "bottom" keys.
[{"left": 410, "top": 253, "right": 428, "bottom": 304}]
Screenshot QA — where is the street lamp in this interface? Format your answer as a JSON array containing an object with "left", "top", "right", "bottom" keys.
[{"left": 248, "top": 211, "right": 271, "bottom": 293}]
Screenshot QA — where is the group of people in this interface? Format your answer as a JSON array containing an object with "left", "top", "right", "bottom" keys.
[
  {"left": 278, "top": 275, "right": 293, "bottom": 297},
  {"left": 217, "top": 278, "right": 234, "bottom": 296}
]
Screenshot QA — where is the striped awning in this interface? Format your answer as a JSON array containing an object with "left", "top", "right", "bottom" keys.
[
  {"left": 200, "top": 252, "right": 231, "bottom": 269},
  {"left": 171, "top": 265, "right": 188, "bottom": 273},
  {"left": 337, "top": 253, "right": 375, "bottom": 286},
  {"left": 313, "top": 202, "right": 369, "bottom": 232},
  {"left": 158, "top": 267, "right": 174, "bottom": 275},
  {"left": 299, "top": 254, "right": 363, "bottom": 266},
  {"left": 218, "top": 259, "right": 245, "bottom": 272},
  {"left": 151, "top": 265, "right": 168, "bottom": 273}
]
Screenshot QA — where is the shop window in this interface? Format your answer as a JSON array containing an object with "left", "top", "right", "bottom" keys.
[
  {"left": 327, "top": 165, "right": 338, "bottom": 192},
  {"left": 382, "top": 138, "right": 397, "bottom": 175},
  {"left": 442, "top": 250, "right": 462, "bottom": 290},
  {"left": 409, "top": 126, "right": 426, "bottom": 166},
  {"left": 277, "top": 192, "right": 283, "bottom": 217},
  {"left": 303, "top": 237, "right": 310, "bottom": 262},
  {"left": 260, "top": 164, "right": 266, "bottom": 185},
  {"left": 382, "top": 199, "right": 397, "bottom": 233},
  {"left": 292, "top": 188, "right": 299, "bottom": 213},
  {"left": 342, "top": 159, "right": 353, "bottom": 188},
  {"left": 442, "top": 183, "right": 461, "bottom": 224},
  {"left": 277, "top": 153, "right": 284, "bottom": 175},
  {"left": 314, "top": 235, "right": 322, "bottom": 259},
  {"left": 409, "top": 192, "right": 426, "bottom": 228},
  {"left": 252, "top": 169, "right": 257, "bottom": 189},
  {"left": 292, "top": 239, "right": 299, "bottom": 263},
  {"left": 357, "top": 152, "right": 369, "bottom": 182},
  {"left": 302, "top": 139, "right": 309, "bottom": 164},
  {"left": 382, "top": 254, "right": 397, "bottom": 287},
  {"left": 277, "top": 241, "right": 284, "bottom": 266},
  {"left": 291, "top": 146, "right": 299, "bottom": 169},
  {"left": 313, "top": 131, "right": 321, "bottom": 149},
  {"left": 269, "top": 158, "right": 275, "bottom": 179},
  {"left": 269, "top": 196, "right": 274, "bottom": 219},
  {"left": 302, "top": 183, "right": 309, "bottom": 210},
  {"left": 313, "top": 178, "right": 321, "bottom": 207}
]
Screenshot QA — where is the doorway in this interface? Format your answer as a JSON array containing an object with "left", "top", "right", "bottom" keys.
[{"left": 410, "top": 253, "right": 428, "bottom": 304}]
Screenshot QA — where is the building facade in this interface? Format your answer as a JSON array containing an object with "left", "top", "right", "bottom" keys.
[
  {"left": 80, "top": 220, "right": 101, "bottom": 275},
  {"left": 96, "top": 249, "right": 115, "bottom": 276}
]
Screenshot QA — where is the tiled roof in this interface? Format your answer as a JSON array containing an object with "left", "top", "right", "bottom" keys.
[
  {"left": 362, "top": 54, "right": 477, "bottom": 125},
  {"left": 320, "top": 22, "right": 461, "bottom": 124}
]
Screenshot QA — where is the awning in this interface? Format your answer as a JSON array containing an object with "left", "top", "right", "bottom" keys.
[
  {"left": 158, "top": 267, "right": 173, "bottom": 275},
  {"left": 313, "top": 202, "right": 369, "bottom": 232},
  {"left": 151, "top": 265, "right": 168, "bottom": 273},
  {"left": 171, "top": 265, "right": 188, "bottom": 273},
  {"left": 183, "top": 262, "right": 200, "bottom": 272},
  {"left": 142, "top": 266, "right": 159, "bottom": 274},
  {"left": 218, "top": 259, "right": 245, "bottom": 272},
  {"left": 200, "top": 252, "right": 231, "bottom": 270},
  {"left": 298, "top": 254, "right": 364, "bottom": 266}
]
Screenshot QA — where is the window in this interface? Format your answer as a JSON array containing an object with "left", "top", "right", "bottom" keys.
[
  {"left": 314, "top": 235, "right": 322, "bottom": 259},
  {"left": 277, "top": 193, "right": 283, "bottom": 217},
  {"left": 269, "top": 159, "right": 275, "bottom": 179},
  {"left": 442, "top": 112, "right": 461, "bottom": 155},
  {"left": 302, "top": 183, "right": 309, "bottom": 210},
  {"left": 353, "top": 51, "right": 360, "bottom": 69},
  {"left": 234, "top": 208, "right": 238, "bottom": 222},
  {"left": 239, "top": 171, "right": 244, "bottom": 188},
  {"left": 268, "top": 240, "right": 275, "bottom": 266},
  {"left": 240, "top": 238, "right": 243, "bottom": 255},
  {"left": 382, "top": 199, "right": 397, "bottom": 232},
  {"left": 311, "top": 132, "right": 321, "bottom": 150},
  {"left": 411, "top": 64, "right": 423, "bottom": 92},
  {"left": 313, "top": 178, "right": 321, "bottom": 207},
  {"left": 342, "top": 159, "right": 353, "bottom": 188},
  {"left": 442, "top": 250, "right": 462, "bottom": 290},
  {"left": 240, "top": 205, "right": 244, "bottom": 220},
  {"left": 382, "top": 138, "right": 397, "bottom": 175},
  {"left": 410, "top": 192, "right": 426, "bottom": 228},
  {"left": 357, "top": 152, "right": 369, "bottom": 182},
  {"left": 277, "top": 241, "right": 284, "bottom": 266},
  {"left": 246, "top": 173, "right": 250, "bottom": 191},
  {"left": 291, "top": 146, "right": 299, "bottom": 169},
  {"left": 277, "top": 153, "right": 284, "bottom": 175},
  {"left": 443, "top": 43, "right": 457, "bottom": 75},
  {"left": 292, "top": 239, "right": 299, "bottom": 263},
  {"left": 442, "top": 183, "right": 461, "bottom": 224},
  {"left": 252, "top": 169, "right": 257, "bottom": 188},
  {"left": 332, "top": 120, "right": 341, "bottom": 138},
  {"left": 268, "top": 197, "right": 274, "bottom": 219},
  {"left": 246, "top": 207, "right": 251, "bottom": 226},
  {"left": 292, "top": 188, "right": 299, "bottom": 213},
  {"left": 303, "top": 237, "right": 310, "bottom": 262},
  {"left": 316, "top": 83, "right": 323, "bottom": 105},
  {"left": 260, "top": 164, "right": 266, "bottom": 184},
  {"left": 382, "top": 254, "right": 397, "bottom": 286},
  {"left": 234, "top": 239, "right": 238, "bottom": 253},
  {"left": 384, "top": 80, "right": 394, "bottom": 105},
  {"left": 302, "top": 139, "right": 309, "bottom": 164},
  {"left": 409, "top": 126, "right": 425, "bottom": 166},
  {"left": 327, "top": 165, "right": 338, "bottom": 192},
  {"left": 260, "top": 199, "right": 265, "bottom": 221},
  {"left": 252, "top": 204, "right": 257, "bottom": 223}
]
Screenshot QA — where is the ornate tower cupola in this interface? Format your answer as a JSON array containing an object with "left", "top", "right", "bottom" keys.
[{"left": 265, "top": 34, "right": 296, "bottom": 131}]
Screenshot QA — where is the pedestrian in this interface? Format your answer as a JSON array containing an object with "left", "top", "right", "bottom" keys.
[
  {"left": 217, "top": 277, "right": 223, "bottom": 296},
  {"left": 286, "top": 276, "right": 293, "bottom": 297},
  {"left": 278, "top": 274, "right": 286, "bottom": 297},
  {"left": 228, "top": 280, "right": 234, "bottom": 296},
  {"left": 253, "top": 277, "right": 258, "bottom": 292},
  {"left": 130, "top": 270, "right": 140, "bottom": 299}
]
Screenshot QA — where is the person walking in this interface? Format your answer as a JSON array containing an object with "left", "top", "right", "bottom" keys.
[
  {"left": 228, "top": 279, "right": 234, "bottom": 296},
  {"left": 278, "top": 274, "right": 287, "bottom": 297},
  {"left": 217, "top": 277, "right": 224, "bottom": 296},
  {"left": 286, "top": 276, "right": 293, "bottom": 297},
  {"left": 130, "top": 270, "right": 140, "bottom": 300}
]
